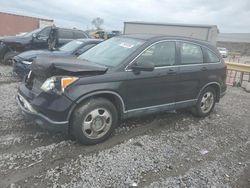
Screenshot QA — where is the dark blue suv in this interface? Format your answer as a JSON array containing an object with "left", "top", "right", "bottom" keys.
[{"left": 17, "top": 35, "right": 227, "bottom": 145}]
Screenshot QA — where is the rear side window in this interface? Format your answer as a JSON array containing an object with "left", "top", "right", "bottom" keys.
[
  {"left": 180, "top": 42, "right": 203, "bottom": 64},
  {"left": 206, "top": 49, "right": 220, "bottom": 63},
  {"left": 58, "top": 29, "right": 74, "bottom": 39},
  {"left": 136, "top": 41, "right": 176, "bottom": 67},
  {"left": 74, "top": 31, "right": 88, "bottom": 39}
]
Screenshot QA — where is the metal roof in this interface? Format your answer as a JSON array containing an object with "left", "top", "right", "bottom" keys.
[
  {"left": 124, "top": 21, "right": 218, "bottom": 29},
  {"left": 120, "top": 34, "right": 212, "bottom": 46}
]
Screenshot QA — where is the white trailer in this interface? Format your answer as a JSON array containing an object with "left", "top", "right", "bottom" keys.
[
  {"left": 39, "top": 19, "right": 54, "bottom": 28},
  {"left": 124, "top": 21, "right": 219, "bottom": 45}
]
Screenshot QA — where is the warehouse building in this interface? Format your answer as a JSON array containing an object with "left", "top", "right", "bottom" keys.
[
  {"left": 0, "top": 12, "right": 54, "bottom": 36},
  {"left": 217, "top": 33, "right": 250, "bottom": 56}
]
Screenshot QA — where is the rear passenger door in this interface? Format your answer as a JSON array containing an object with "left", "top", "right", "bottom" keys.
[
  {"left": 58, "top": 29, "right": 74, "bottom": 46},
  {"left": 176, "top": 41, "right": 207, "bottom": 102}
]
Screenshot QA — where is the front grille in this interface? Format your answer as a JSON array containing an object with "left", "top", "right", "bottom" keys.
[
  {"left": 25, "top": 72, "right": 46, "bottom": 94},
  {"left": 31, "top": 78, "right": 44, "bottom": 93}
]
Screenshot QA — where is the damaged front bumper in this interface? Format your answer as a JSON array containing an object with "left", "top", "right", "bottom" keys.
[{"left": 16, "top": 92, "right": 70, "bottom": 133}]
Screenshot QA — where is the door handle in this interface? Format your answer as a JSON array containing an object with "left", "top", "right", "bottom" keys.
[
  {"left": 201, "top": 67, "right": 207, "bottom": 71},
  {"left": 167, "top": 69, "right": 177, "bottom": 75}
]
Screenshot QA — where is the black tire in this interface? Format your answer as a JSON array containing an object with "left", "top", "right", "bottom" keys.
[
  {"left": 70, "top": 97, "right": 118, "bottom": 145},
  {"left": 3, "top": 51, "right": 18, "bottom": 65},
  {"left": 191, "top": 87, "right": 216, "bottom": 117}
]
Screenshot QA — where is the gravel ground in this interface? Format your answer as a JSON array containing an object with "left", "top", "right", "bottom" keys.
[{"left": 0, "top": 65, "right": 250, "bottom": 188}]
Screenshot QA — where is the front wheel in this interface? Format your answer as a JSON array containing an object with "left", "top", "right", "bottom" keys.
[
  {"left": 191, "top": 87, "right": 216, "bottom": 117},
  {"left": 3, "top": 51, "right": 19, "bottom": 65},
  {"left": 71, "top": 98, "right": 118, "bottom": 145}
]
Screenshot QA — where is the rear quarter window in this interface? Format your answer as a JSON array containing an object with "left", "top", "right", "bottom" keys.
[
  {"left": 74, "top": 31, "right": 88, "bottom": 39},
  {"left": 206, "top": 49, "right": 220, "bottom": 63}
]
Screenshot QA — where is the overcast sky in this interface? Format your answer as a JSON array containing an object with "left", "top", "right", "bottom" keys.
[{"left": 0, "top": 0, "right": 249, "bottom": 33}]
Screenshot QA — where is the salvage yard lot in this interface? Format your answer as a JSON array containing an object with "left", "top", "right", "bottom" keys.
[{"left": 0, "top": 65, "right": 249, "bottom": 187}]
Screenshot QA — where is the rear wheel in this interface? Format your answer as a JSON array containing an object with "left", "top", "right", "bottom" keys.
[
  {"left": 191, "top": 87, "right": 216, "bottom": 117},
  {"left": 71, "top": 98, "right": 118, "bottom": 145}
]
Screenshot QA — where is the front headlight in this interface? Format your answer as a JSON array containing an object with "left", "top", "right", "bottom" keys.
[
  {"left": 41, "top": 76, "right": 78, "bottom": 93},
  {"left": 21, "top": 60, "right": 32, "bottom": 65},
  {"left": 40, "top": 77, "right": 56, "bottom": 92}
]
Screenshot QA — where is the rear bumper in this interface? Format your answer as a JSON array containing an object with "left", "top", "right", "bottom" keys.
[{"left": 16, "top": 93, "right": 69, "bottom": 133}]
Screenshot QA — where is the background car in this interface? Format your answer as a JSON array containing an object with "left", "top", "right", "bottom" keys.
[
  {"left": 217, "top": 47, "right": 228, "bottom": 58},
  {"left": 107, "top": 30, "right": 121, "bottom": 39},
  {"left": 0, "top": 26, "right": 90, "bottom": 65},
  {"left": 13, "top": 39, "right": 102, "bottom": 78}
]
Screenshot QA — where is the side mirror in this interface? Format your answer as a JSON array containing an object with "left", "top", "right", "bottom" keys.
[
  {"left": 130, "top": 61, "right": 155, "bottom": 72},
  {"left": 32, "top": 33, "right": 37, "bottom": 38}
]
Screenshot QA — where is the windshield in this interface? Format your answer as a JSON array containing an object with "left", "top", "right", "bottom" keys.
[
  {"left": 23, "top": 28, "right": 43, "bottom": 37},
  {"left": 60, "top": 40, "right": 84, "bottom": 52},
  {"left": 78, "top": 37, "right": 144, "bottom": 67}
]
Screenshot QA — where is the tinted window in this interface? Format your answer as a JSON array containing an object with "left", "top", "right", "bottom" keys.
[
  {"left": 136, "top": 41, "right": 176, "bottom": 67},
  {"left": 207, "top": 49, "right": 220, "bottom": 63},
  {"left": 24, "top": 28, "right": 43, "bottom": 37},
  {"left": 38, "top": 27, "right": 51, "bottom": 37},
  {"left": 58, "top": 29, "right": 74, "bottom": 39},
  {"left": 180, "top": 42, "right": 203, "bottom": 64},
  {"left": 74, "top": 31, "right": 87, "bottom": 39},
  {"left": 78, "top": 37, "right": 144, "bottom": 67}
]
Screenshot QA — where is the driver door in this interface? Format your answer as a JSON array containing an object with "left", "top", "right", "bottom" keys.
[
  {"left": 32, "top": 27, "right": 51, "bottom": 49},
  {"left": 125, "top": 41, "right": 179, "bottom": 113}
]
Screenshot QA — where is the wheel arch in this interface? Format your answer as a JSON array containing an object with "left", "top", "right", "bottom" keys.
[
  {"left": 197, "top": 82, "right": 221, "bottom": 102},
  {"left": 67, "top": 91, "right": 126, "bottom": 123}
]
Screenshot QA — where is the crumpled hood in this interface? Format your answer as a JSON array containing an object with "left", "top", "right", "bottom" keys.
[
  {"left": 31, "top": 56, "right": 108, "bottom": 78},
  {"left": 17, "top": 50, "right": 68, "bottom": 60},
  {"left": 0, "top": 36, "right": 31, "bottom": 44}
]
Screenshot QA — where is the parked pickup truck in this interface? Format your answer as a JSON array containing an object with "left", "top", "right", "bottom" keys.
[
  {"left": 13, "top": 39, "right": 102, "bottom": 78},
  {"left": 0, "top": 26, "right": 89, "bottom": 65}
]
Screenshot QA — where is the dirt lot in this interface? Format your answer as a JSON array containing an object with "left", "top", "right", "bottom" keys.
[{"left": 0, "top": 65, "right": 250, "bottom": 188}]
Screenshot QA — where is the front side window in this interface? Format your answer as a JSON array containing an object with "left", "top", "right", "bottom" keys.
[
  {"left": 24, "top": 28, "right": 43, "bottom": 37},
  {"left": 38, "top": 27, "right": 51, "bottom": 38},
  {"left": 207, "top": 49, "right": 220, "bottom": 63},
  {"left": 180, "top": 42, "right": 203, "bottom": 64},
  {"left": 136, "top": 41, "right": 176, "bottom": 67},
  {"left": 78, "top": 37, "right": 144, "bottom": 67}
]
